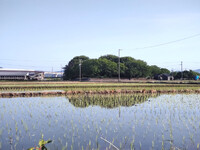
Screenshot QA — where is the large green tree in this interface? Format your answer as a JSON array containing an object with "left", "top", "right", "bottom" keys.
[
  {"left": 63, "top": 54, "right": 170, "bottom": 80},
  {"left": 82, "top": 59, "right": 100, "bottom": 77},
  {"left": 121, "top": 57, "right": 149, "bottom": 79},
  {"left": 63, "top": 56, "right": 89, "bottom": 80},
  {"left": 148, "top": 65, "right": 170, "bottom": 78},
  {"left": 173, "top": 70, "right": 199, "bottom": 80},
  {"left": 98, "top": 58, "right": 118, "bottom": 77},
  {"left": 100, "top": 55, "right": 126, "bottom": 78},
  {"left": 99, "top": 55, "right": 118, "bottom": 63},
  {"left": 160, "top": 68, "right": 170, "bottom": 74}
]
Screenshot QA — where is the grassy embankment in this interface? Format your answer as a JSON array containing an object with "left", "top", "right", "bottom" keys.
[{"left": 0, "top": 81, "right": 200, "bottom": 97}]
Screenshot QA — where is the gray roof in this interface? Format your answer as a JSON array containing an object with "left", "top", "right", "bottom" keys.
[
  {"left": 0, "top": 69, "right": 44, "bottom": 76},
  {"left": 0, "top": 71, "right": 28, "bottom": 76}
]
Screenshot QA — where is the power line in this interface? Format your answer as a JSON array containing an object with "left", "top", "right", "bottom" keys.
[
  {"left": 149, "top": 61, "right": 180, "bottom": 64},
  {"left": 131, "top": 33, "right": 200, "bottom": 50}
]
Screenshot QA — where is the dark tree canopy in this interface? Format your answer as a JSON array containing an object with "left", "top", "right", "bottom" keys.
[
  {"left": 82, "top": 59, "right": 100, "bottom": 77},
  {"left": 63, "top": 56, "right": 89, "bottom": 80},
  {"left": 99, "top": 55, "right": 118, "bottom": 63},
  {"left": 63, "top": 55, "right": 171, "bottom": 80},
  {"left": 172, "top": 70, "right": 200, "bottom": 80}
]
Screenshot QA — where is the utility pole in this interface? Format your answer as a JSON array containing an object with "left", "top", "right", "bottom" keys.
[
  {"left": 118, "top": 97, "right": 121, "bottom": 118},
  {"left": 61, "top": 65, "right": 63, "bottom": 81},
  {"left": 181, "top": 61, "right": 183, "bottom": 80},
  {"left": 79, "top": 59, "right": 82, "bottom": 82},
  {"left": 118, "top": 49, "right": 122, "bottom": 82}
]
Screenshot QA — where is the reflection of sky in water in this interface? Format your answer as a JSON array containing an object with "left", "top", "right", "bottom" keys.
[{"left": 0, "top": 94, "right": 200, "bottom": 150}]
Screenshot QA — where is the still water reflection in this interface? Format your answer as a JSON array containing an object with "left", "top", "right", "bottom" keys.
[{"left": 0, "top": 94, "right": 200, "bottom": 150}]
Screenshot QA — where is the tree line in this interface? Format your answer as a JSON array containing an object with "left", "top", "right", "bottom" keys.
[
  {"left": 171, "top": 70, "right": 200, "bottom": 80},
  {"left": 63, "top": 55, "right": 172, "bottom": 80}
]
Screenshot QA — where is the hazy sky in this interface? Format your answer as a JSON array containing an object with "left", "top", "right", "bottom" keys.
[{"left": 1, "top": 0, "right": 200, "bottom": 71}]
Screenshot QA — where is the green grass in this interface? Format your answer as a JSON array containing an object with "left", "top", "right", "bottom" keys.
[{"left": 0, "top": 81, "right": 200, "bottom": 93}]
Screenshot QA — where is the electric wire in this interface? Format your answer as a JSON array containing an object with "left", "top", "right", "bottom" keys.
[{"left": 131, "top": 33, "right": 200, "bottom": 50}]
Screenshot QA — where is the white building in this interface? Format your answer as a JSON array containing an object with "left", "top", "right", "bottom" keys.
[
  {"left": 44, "top": 72, "right": 63, "bottom": 78},
  {"left": 0, "top": 69, "right": 44, "bottom": 80}
]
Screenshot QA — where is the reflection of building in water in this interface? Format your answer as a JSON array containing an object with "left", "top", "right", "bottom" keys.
[{"left": 68, "top": 94, "right": 159, "bottom": 108}]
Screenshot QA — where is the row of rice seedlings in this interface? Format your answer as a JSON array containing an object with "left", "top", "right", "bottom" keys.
[
  {"left": 1, "top": 82, "right": 200, "bottom": 92},
  {"left": 42, "top": 94, "right": 198, "bottom": 149},
  {"left": 1, "top": 94, "right": 200, "bottom": 149}
]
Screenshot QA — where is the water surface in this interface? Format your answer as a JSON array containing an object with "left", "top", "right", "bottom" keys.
[{"left": 0, "top": 94, "right": 200, "bottom": 150}]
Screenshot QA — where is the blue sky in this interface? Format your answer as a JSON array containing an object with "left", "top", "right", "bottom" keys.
[{"left": 0, "top": 0, "right": 200, "bottom": 71}]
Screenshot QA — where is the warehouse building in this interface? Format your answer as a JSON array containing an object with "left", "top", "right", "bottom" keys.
[
  {"left": 154, "top": 73, "right": 174, "bottom": 81},
  {"left": 0, "top": 69, "right": 44, "bottom": 80},
  {"left": 44, "top": 72, "right": 63, "bottom": 78}
]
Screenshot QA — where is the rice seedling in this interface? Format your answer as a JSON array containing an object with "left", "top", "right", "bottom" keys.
[
  {"left": 1, "top": 93, "right": 200, "bottom": 149},
  {"left": 0, "top": 128, "right": 3, "bottom": 138}
]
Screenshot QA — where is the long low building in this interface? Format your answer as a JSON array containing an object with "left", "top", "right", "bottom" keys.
[
  {"left": 0, "top": 69, "right": 44, "bottom": 80},
  {"left": 44, "top": 72, "right": 63, "bottom": 78}
]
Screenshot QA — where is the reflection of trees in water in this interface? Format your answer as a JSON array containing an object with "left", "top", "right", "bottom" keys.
[{"left": 68, "top": 94, "right": 159, "bottom": 108}]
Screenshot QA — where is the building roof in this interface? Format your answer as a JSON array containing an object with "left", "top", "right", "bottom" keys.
[
  {"left": 0, "top": 68, "right": 34, "bottom": 71},
  {"left": 0, "top": 68, "right": 44, "bottom": 72},
  {"left": 0, "top": 71, "right": 28, "bottom": 76},
  {"left": 0, "top": 68, "right": 44, "bottom": 76}
]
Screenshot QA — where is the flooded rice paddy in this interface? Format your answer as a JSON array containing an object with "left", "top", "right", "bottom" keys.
[{"left": 0, "top": 94, "right": 200, "bottom": 150}]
